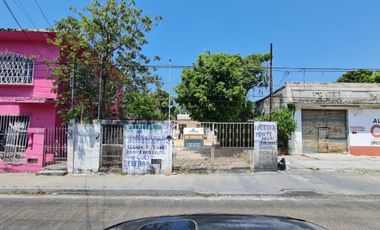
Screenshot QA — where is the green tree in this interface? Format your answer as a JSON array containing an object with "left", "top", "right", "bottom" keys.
[
  {"left": 121, "top": 89, "right": 176, "bottom": 120},
  {"left": 175, "top": 51, "right": 270, "bottom": 122},
  {"left": 336, "top": 69, "right": 380, "bottom": 83},
  {"left": 154, "top": 89, "right": 177, "bottom": 120},
  {"left": 48, "top": 0, "right": 161, "bottom": 122},
  {"left": 121, "top": 90, "right": 163, "bottom": 120}
]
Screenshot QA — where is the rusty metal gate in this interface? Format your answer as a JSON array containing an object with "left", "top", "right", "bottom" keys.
[
  {"left": 100, "top": 124, "right": 123, "bottom": 171},
  {"left": 43, "top": 126, "right": 68, "bottom": 166},
  {"left": 302, "top": 109, "right": 347, "bottom": 153}
]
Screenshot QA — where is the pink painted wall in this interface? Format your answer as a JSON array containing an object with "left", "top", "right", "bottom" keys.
[
  {"left": 0, "top": 103, "right": 58, "bottom": 173},
  {"left": 0, "top": 30, "right": 60, "bottom": 172},
  {"left": 0, "top": 32, "right": 59, "bottom": 99}
]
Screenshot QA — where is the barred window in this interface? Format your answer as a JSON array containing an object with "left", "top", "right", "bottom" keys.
[
  {"left": 0, "top": 115, "right": 30, "bottom": 164},
  {"left": 0, "top": 51, "right": 34, "bottom": 85}
]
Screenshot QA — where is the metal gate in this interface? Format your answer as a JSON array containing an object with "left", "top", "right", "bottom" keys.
[
  {"left": 0, "top": 115, "right": 30, "bottom": 164},
  {"left": 173, "top": 122, "right": 255, "bottom": 173},
  {"left": 100, "top": 124, "right": 123, "bottom": 171},
  {"left": 2, "top": 124, "right": 29, "bottom": 164},
  {"left": 199, "top": 122, "right": 255, "bottom": 147},
  {"left": 43, "top": 126, "right": 68, "bottom": 166},
  {"left": 302, "top": 109, "right": 347, "bottom": 153}
]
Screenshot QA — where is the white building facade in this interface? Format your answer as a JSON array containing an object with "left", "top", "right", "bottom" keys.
[{"left": 255, "top": 82, "right": 380, "bottom": 156}]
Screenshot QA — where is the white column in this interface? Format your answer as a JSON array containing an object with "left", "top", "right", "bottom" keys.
[
  {"left": 66, "top": 120, "right": 75, "bottom": 173},
  {"left": 289, "top": 108, "right": 303, "bottom": 154},
  {"left": 73, "top": 120, "right": 101, "bottom": 173}
]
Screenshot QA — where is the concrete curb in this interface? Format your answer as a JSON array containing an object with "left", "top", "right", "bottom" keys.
[
  {"left": 0, "top": 188, "right": 380, "bottom": 200},
  {"left": 1, "top": 187, "right": 379, "bottom": 198},
  {"left": 0, "top": 188, "right": 198, "bottom": 196}
]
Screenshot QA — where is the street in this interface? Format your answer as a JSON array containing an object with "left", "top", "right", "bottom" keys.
[{"left": 0, "top": 195, "right": 379, "bottom": 230}]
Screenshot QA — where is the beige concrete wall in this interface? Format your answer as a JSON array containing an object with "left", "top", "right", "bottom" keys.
[{"left": 67, "top": 120, "right": 101, "bottom": 173}]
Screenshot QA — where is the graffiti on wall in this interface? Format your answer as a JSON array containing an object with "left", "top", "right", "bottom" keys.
[
  {"left": 254, "top": 122, "right": 277, "bottom": 150},
  {"left": 253, "top": 121, "right": 278, "bottom": 172},
  {"left": 123, "top": 121, "right": 171, "bottom": 174}
]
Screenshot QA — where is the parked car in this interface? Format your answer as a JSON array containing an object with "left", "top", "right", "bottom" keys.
[{"left": 106, "top": 214, "right": 326, "bottom": 230}]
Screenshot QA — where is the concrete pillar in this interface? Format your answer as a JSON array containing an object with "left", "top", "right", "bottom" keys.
[
  {"left": 289, "top": 108, "right": 302, "bottom": 154},
  {"left": 72, "top": 120, "right": 101, "bottom": 173},
  {"left": 66, "top": 120, "right": 75, "bottom": 173}
]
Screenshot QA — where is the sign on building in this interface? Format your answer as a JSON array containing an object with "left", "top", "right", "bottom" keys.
[
  {"left": 123, "top": 121, "right": 172, "bottom": 174},
  {"left": 349, "top": 109, "right": 380, "bottom": 155},
  {"left": 183, "top": 127, "right": 204, "bottom": 147},
  {"left": 253, "top": 121, "right": 278, "bottom": 172}
]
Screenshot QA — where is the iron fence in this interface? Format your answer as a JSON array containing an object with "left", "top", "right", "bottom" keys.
[
  {"left": 100, "top": 124, "right": 123, "bottom": 171},
  {"left": 1, "top": 126, "right": 29, "bottom": 164},
  {"left": 0, "top": 115, "right": 30, "bottom": 164},
  {"left": 172, "top": 122, "right": 255, "bottom": 173},
  {"left": 199, "top": 122, "right": 255, "bottom": 148},
  {"left": 44, "top": 126, "right": 68, "bottom": 166}
]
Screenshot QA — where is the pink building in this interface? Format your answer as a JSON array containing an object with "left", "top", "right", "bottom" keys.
[{"left": 0, "top": 29, "right": 62, "bottom": 172}]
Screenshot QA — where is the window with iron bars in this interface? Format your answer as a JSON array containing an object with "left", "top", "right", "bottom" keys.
[
  {"left": 0, "top": 115, "right": 30, "bottom": 164},
  {"left": 0, "top": 51, "right": 34, "bottom": 85}
]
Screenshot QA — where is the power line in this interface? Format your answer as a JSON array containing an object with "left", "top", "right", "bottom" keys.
[
  {"left": 2, "top": 0, "right": 43, "bottom": 57},
  {"left": 31, "top": 62, "right": 380, "bottom": 71},
  {"left": 14, "top": 0, "right": 37, "bottom": 28},
  {"left": 33, "top": 0, "right": 51, "bottom": 27}
]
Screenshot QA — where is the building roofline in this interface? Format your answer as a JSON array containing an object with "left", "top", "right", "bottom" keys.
[
  {"left": 254, "top": 81, "right": 380, "bottom": 104},
  {"left": 254, "top": 85, "right": 286, "bottom": 104},
  {"left": 0, "top": 28, "right": 54, "bottom": 33}
]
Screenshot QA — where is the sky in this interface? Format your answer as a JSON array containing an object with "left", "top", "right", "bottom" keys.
[{"left": 1, "top": 0, "right": 380, "bottom": 100}]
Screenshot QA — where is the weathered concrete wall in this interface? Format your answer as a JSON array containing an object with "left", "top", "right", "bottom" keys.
[
  {"left": 254, "top": 86, "right": 287, "bottom": 115},
  {"left": 67, "top": 120, "right": 101, "bottom": 173},
  {"left": 289, "top": 108, "right": 302, "bottom": 154},
  {"left": 253, "top": 121, "right": 278, "bottom": 172},
  {"left": 255, "top": 82, "right": 380, "bottom": 115},
  {"left": 123, "top": 121, "right": 172, "bottom": 174},
  {"left": 287, "top": 82, "right": 380, "bottom": 105}
]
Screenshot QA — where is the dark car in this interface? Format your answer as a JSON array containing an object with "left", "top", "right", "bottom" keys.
[{"left": 106, "top": 214, "right": 327, "bottom": 230}]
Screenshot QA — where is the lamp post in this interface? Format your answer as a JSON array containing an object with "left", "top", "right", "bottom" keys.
[{"left": 168, "top": 59, "right": 172, "bottom": 122}]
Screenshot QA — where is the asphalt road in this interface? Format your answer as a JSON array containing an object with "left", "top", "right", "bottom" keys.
[{"left": 0, "top": 195, "right": 379, "bottom": 230}]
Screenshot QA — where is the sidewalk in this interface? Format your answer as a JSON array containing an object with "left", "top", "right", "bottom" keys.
[
  {"left": 284, "top": 153, "right": 380, "bottom": 173},
  {"left": 1, "top": 153, "right": 379, "bottom": 197},
  {"left": 0, "top": 171, "right": 379, "bottom": 197}
]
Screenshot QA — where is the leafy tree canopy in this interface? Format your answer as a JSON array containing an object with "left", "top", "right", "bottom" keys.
[
  {"left": 336, "top": 69, "right": 380, "bottom": 83},
  {"left": 48, "top": 0, "right": 162, "bottom": 122},
  {"left": 175, "top": 51, "right": 270, "bottom": 122},
  {"left": 121, "top": 89, "right": 177, "bottom": 120}
]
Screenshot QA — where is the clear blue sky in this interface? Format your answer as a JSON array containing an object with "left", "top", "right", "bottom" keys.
[{"left": 2, "top": 0, "right": 380, "bottom": 100}]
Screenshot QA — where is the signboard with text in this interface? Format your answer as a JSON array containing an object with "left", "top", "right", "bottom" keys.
[
  {"left": 254, "top": 122, "right": 277, "bottom": 150},
  {"left": 253, "top": 121, "right": 278, "bottom": 172},
  {"left": 349, "top": 109, "right": 380, "bottom": 155},
  {"left": 123, "top": 121, "right": 172, "bottom": 174},
  {"left": 184, "top": 127, "right": 204, "bottom": 147}
]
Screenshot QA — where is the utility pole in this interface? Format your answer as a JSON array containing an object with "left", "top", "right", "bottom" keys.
[
  {"left": 97, "top": 62, "right": 103, "bottom": 120},
  {"left": 168, "top": 59, "right": 172, "bottom": 123},
  {"left": 269, "top": 43, "right": 273, "bottom": 121},
  {"left": 70, "top": 64, "right": 75, "bottom": 109}
]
